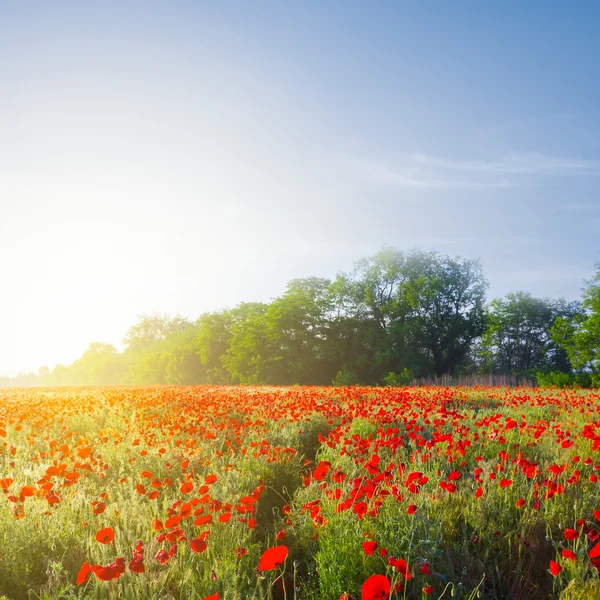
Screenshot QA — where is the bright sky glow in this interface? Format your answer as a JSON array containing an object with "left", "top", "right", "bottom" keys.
[{"left": 1, "top": 2, "right": 599, "bottom": 373}]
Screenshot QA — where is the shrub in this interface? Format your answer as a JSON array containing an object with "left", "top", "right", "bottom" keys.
[
  {"left": 332, "top": 368, "right": 361, "bottom": 386},
  {"left": 536, "top": 371, "right": 593, "bottom": 388},
  {"left": 382, "top": 368, "right": 413, "bottom": 386}
]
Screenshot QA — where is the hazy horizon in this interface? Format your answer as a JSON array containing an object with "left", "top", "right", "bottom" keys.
[
  {"left": 0, "top": 248, "right": 595, "bottom": 377},
  {"left": 2, "top": 2, "right": 600, "bottom": 374}
]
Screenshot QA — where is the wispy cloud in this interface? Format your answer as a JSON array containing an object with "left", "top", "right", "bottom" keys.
[
  {"left": 354, "top": 158, "right": 514, "bottom": 190},
  {"left": 413, "top": 153, "right": 600, "bottom": 175},
  {"left": 555, "top": 202, "right": 600, "bottom": 212},
  {"left": 339, "top": 150, "right": 600, "bottom": 191}
]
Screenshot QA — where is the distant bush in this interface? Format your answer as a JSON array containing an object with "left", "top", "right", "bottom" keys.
[
  {"left": 535, "top": 371, "right": 594, "bottom": 388},
  {"left": 382, "top": 368, "right": 413, "bottom": 386},
  {"left": 332, "top": 368, "right": 361, "bottom": 386}
]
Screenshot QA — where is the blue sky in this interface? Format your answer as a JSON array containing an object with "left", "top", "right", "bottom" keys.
[{"left": 1, "top": 1, "right": 599, "bottom": 372}]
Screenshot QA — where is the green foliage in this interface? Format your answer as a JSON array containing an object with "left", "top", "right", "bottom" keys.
[
  {"left": 122, "top": 313, "right": 191, "bottom": 354},
  {"left": 63, "top": 343, "right": 127, "bottom": 385},
  {"left": 329, "top": 247, "right": 488, "bottom": 383},
  {"left": 195, "top": 311, "right": 235, "bottom": 383},
  {"left": 551, "top": 263, "right": 600, "bottom": 381},
  {"left": 535, "top": 370, "right": 592, "bottom": 388},
  {"left": 332, "top": 368, "right": 361, "bottom": 386},
  {"left": 3, "top": 249, "right": 599, "bottom": 389},
  {"left": 382, "top": 368, "right": 413, "bottom": 386},
  {"left": 263, "top": 278, "right": 338, "bottom": 384},
  {"left": 559, "top": 580, "right": 600, "bottom": 600},
  {"left": 479, "top": 292, "right": 582, "bottom": 376},
  {"left": 222, "top": 302, "right": 271, "bottom": 384}
]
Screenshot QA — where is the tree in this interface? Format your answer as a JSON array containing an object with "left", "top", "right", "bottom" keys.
[
  {"left": 195, "top": 311, "right": 235, "bottom": 384},
  {"left": 127, "top": 349, "right": 168, "bottom": 384},
  {"left": 264, "top": 277, "right": 337, "bottom": 384},
  {"left": 69, "top": 343, "right": 127, "bottom": 385},
  {"left": 49, "top": 364, "right": 70, "bottom": 386},
  {"left": 222, "top": 303, "right": 271, "bottom": 384},
  {"left": 330, "top": 247, "right": 424, "bottom": 383},
  {"left": 408, "top": 254, "right": 487, "bottom": 376},
  {"left": 123, "top": 314, "right": 192, "bottom": 354},
  {"left": 332, "top": 247, "right": 487, "bottom": 381},
  {"left": 480, "top": 292, "right": 582, "bottom": 375},
  {"left": 13, "top": 244, "right": 596, "bottom": 388},
  {"left": 162, "top": 327, "right": 205, "bottom": 385},
  {"left": 122, "top": 314, "right": 197, "bottom": 384},
  {"left": 551, "top": 264, "right": 600, "bottom": 384}
]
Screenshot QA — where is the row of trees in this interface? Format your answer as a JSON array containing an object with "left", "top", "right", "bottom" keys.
[{"left": 3, "top": 247, "right": 599, "bottom": 387}]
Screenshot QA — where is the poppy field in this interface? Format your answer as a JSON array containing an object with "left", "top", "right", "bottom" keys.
[{"left": 2, "top": 386, "right": 600, "bottom": 600}]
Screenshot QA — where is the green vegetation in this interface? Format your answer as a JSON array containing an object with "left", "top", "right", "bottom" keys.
[
  {"left": 2, "top": 385, "right": 600, "bottom": 600},
  {"left": 2, "top": 247, "right": 599, "bottom": 388}
]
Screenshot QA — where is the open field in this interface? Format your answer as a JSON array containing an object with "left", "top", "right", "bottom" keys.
[{"left": 2, "top": 386, "right": 600, "bottom": 600}]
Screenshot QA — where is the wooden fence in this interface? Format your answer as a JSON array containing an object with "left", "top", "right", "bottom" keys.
[{"left": 410, "top": 373, "right": 538, "bottom": 387}]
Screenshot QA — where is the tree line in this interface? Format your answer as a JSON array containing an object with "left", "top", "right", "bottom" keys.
[{"left": 3, "top": 247, "right": 599, "bottom": 388}]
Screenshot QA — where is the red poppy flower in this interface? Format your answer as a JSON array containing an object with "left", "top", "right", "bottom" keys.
[
  {"left": 440, "top": 481, "right": 457, "bottom": 493},
  {"left": 92, "top": 501, "right": 106, "bottom": 515},
  {"left": 180, "top": 481, "right": 194, "bottom": 494},
  {"left": 561, "top": 549, "right": 577, "bottom": 561},
  {"left": 190, "top": 538, "right": 208, "bottom": 553},
  {"left": 129, "top": 558, "right": 145, "bottom": 573},
  {"left": 388, "top": 557, "right": 412, "bottom": 580},
  {"left": 564, "top": 528, "right": 578, "bottom": 540},
  {"left": 590, "top": 542, "right": 600, "bottom": 559},
  {"left": 407, "top": 504, "right": 417, "bottom": 515},
  {"left": 166, "top": 515, "right": 182, "bottom": 528},
  {"left": 95, "top": 527, "right": 115, "bottom": 544},
  {"left": 151, "top": 519, "right": 164, "bottom": 531},
  {"left": 313, "top": 461, "right": 332, "bottom": 481},
  {"left": 549, "top": 561, "right": 562, "bottom": 576},
  {"left": 91, "top": 558, "right": 125, "bottom": 581},
  {"left": 258, "top": 545, "right": 288, "bottom": 571},
  {"left": 76, "top": 561, "right": 91, "bottom": 585},
  {"left": 195, "top": 515, "right": 212, "bottom": 527},
  {"left": 93, "top": 566, "right": 120, "bottom": 581},
  {"left": 361, "top": 574, "right": 390, "bottom": 600},
  {"left": 362, "top": 541, "right": 378, "bottom": 556}
]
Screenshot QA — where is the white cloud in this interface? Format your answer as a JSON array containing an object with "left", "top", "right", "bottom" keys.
[
  {"left": 413, "top": 152, "right": 600, "bottom": 175},
  {"left": 339, "top": 149, "right": 600, "bottom": 191},
  {"left": 555, "top": 202, "right": 600, "bottom": 212}
]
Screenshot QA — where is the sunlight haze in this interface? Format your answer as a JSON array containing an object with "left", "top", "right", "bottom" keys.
[{"left": 1, "top": 1, "right": 599, "bottom": 373}]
